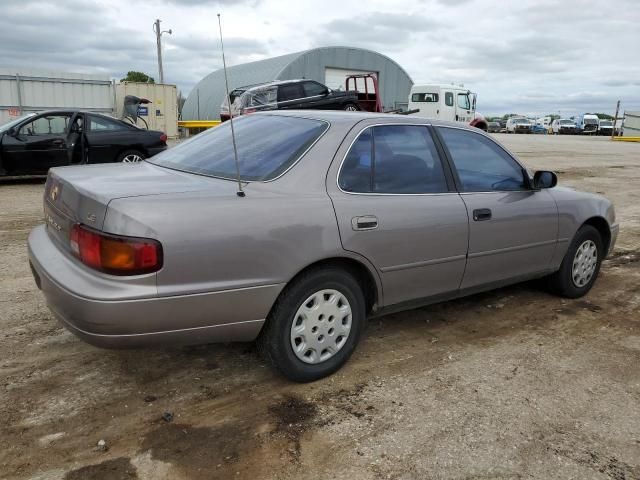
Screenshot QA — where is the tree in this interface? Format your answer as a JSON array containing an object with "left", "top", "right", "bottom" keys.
[
  {"left": 592, "top": 113, "right": 614, "bottom": 120},
  {"left": 121, "top": 71, "right": 155, "bottom": 83}
]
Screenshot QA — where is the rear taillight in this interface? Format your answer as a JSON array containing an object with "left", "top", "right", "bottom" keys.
[
  {"left": 70, "top": 224, "right": 162, "bottom": 275},
  {"left": 242, "top": 108, "right": 256, "bottom": 114},
  {"left": 160, "top": 133, "right": 168, "bottom": 144}
]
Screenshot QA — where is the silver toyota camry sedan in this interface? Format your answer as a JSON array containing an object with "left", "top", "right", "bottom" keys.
[{"left": 28, "top": 111, "right": 618, "bottom": 382}]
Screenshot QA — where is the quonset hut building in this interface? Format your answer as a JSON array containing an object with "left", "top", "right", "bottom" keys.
[{"left": 182, "top": 46, "right": 414, "bottom": 120}]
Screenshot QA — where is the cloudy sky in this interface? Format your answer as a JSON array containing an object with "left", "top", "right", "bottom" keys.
[{"left": 2, "top": 0, "right": 639, "bottom": 116}]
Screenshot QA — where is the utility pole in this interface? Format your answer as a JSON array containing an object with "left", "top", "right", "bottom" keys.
[
  {"left": 612, "top": 100, "right": 620, "bottom": 140},
  {"left": 153, "top": 19, "right": 172, "bottom": 83}
]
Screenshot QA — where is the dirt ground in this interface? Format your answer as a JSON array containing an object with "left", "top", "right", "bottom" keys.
[{"left": 0, "top": 134, "right": 638, "bottom": 480}]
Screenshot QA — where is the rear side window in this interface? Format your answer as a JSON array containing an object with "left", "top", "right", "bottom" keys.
[
  {"left": 339, "top": 125, "right": 449, "bottom": 194},
  {"left": 438, "top": 127, "right": 526, "bottom": 192},
  {"left": 278, "top": 83, "right": 304, "bottom": 102},
  {"left": 89, "top": 115, "right": 127, "bottom": 131},
  {"left": 149, "top": 115, "right": 328, "bottom": 181},
  {"left": 445, "top": 92, "right": 454, "bottom": 107},
  {"left": 411, "top": 93, "right": 439, "bottom": 102}
]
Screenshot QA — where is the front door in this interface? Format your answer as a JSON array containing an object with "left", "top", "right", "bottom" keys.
[
  {"left": 328, "top": 123, "right": 469, "bottom": 307},
  {"left": 2, "top": 113, "right": 72, "bottom": 175},
  {"left": 435, "top": 126, "right": 558, "bottom": 290}
]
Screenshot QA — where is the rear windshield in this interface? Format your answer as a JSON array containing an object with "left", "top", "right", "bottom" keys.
[{"left": 148, "top": 115, "right": 328, "bottom": 181}]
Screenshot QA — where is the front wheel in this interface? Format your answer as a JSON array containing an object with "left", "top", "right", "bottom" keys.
[
  {"left": 547, "top": 225, "right": 604, "bottom": 298},
  {"left": 343, "top": 103, "right": 359, "bottom": 111},
  {"left": 258, "top": 267, "right": 366, "bottom": 382}
]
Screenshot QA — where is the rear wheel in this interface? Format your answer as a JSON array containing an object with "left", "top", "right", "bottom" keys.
[
  {"left": 547, "top": 225, "right": 604, "bottom": 298},
  {"left": 343, "top": 103, "right": 359, "bottom": 111},
  {"left": 117, "top": 150, "right": 145, "bottom": 163},
  {"left": 258, "top": 267, "right": 366, "bottom": 382}
]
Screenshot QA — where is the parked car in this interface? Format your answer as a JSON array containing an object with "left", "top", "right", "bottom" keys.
[
  {"left": 28, "top": 112, "right": 618, "bottom": 382},
  {"left": 506, "top": 117, "right": 533, "bottom": 133},
  {"left": 598, "top": 119, "right": 614, "bottom": 136},
  {"left": 551, "top": 119, "right": 578, "bottom": 135},
  {"left": 236, "top": 79, "right": 360, "bottom": 116},
  {"left": 574, "top": 114, "right": 599, "bottom": 135},
  {"left": 219, "top": 84, "right": 262, "bottom": 122},
  {"left": 0, "top": 110, "right": 167, "bottom": 177},
  {"left": 531, "top": 124, "right": 547, "bottom": 134},
  {"left": 487, "top": 121, "right": 501, "bottom": 133}
]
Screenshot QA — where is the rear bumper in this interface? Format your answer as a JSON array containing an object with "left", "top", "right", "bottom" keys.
[
  {"left": 28, "top": 225, "right": 283, "bottom": 348},
  {"left": 147, "top": 146, "right": 167, "bottom": 157}
]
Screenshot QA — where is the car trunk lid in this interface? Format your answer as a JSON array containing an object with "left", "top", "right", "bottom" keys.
[{"left": 43, "top": 162, "right": 233, "bottom": 252}]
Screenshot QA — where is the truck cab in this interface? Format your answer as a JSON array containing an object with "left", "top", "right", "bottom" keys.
[
  {"left": 575, "top": 114, "right": 599, "bottom": 135},
  {"left": 408, "top": 84, "right": 487, "bottom": 130}
]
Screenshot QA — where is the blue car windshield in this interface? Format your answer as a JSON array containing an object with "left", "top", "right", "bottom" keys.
[{"left": 149, "top": 114, "right": 328, "bottom": 181}]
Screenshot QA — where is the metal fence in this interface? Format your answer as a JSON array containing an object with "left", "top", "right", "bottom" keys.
[{"left": 0, "top": 67, "right": 115, "bottom": 126}]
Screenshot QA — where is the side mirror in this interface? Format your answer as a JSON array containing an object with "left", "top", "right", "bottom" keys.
[
  {"left": 6, "top": 127, "right": 16, "bottom": 137},
  {"left": 533, "top": 170, "right": 557, "bottom": 189}
]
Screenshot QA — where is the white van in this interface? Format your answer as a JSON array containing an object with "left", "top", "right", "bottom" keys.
[
  {"left": 408, "top": 84, "right": 487, "bottom": 130},
  {"left": 574, "top": 114, "right": 599, "bottom": 135}
]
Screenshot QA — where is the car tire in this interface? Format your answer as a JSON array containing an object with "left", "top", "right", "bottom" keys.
[
  {"left": 257, "top": 267, "right": 366, "bottom": 382},
  {"left": 116, "top": 150, "right": 145, "bottom": 163},
  {"left": 343, "top": 103, "right": 359, "bottom": 111},
  {"left": 547, "top": 225, "right": 604, "bottom": 298}
]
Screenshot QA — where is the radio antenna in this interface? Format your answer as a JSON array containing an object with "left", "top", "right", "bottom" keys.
[{"left": 217, "top": 13, "right": 245, "bottom": 197}]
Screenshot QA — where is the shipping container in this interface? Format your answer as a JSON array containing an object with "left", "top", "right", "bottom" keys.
[
  {"left": 0, "top": 67, "right": 114, "bottom": 126},
  {"left": 115, "top": 82, "right": 178, "bottom": 138}
]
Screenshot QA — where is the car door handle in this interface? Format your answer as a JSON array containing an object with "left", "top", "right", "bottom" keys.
[
  {"left": 352, "top": 215, "right": 378, "bottom": 231},
  {"left": 473, "top": 208, "right": 492, "bottom": 221}
]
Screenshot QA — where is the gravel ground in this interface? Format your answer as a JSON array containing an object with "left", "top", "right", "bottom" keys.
[{"left": 0, "top": 134, "right": 638, "bottom": 480}]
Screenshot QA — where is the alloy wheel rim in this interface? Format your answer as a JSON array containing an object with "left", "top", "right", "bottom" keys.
[
  {"left": 290, "top": 289, "right": 352, "bottom": 364},
  {"left": 572, "top": 240, "right": 598, "bottom": 287},
  {"left": 345, "top": 105, "right": 358, "bottom": 111},
  {"left": 123, "top": 154, "right": 143, "bottom": 163}
]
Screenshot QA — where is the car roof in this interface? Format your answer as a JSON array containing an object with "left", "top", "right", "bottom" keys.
[
  {"left": 243, "top": 79, "right": 313, "bottom": 93},
  {"left": 20, "top": 109, "right": 118, "bottom": 118},
  {"left": 250, "top": 110, "right": 483, "bottom": 132}
]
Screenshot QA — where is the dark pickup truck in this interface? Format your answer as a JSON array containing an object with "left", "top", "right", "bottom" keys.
[{"left": 232, "top": 79, "right": 360, "bottom": 117}]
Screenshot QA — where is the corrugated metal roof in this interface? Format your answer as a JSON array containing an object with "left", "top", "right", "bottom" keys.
[
  {"left": 182, "top": 46, "right": 413, "bottom": 120},
  {"left": 183, "top": 51, "right": 305, "bottom": 120}
]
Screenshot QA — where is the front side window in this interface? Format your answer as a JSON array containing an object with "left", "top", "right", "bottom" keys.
[
  {"left": 457, "top": 93, "right": 471, "bottom": 110},
  {"left": 303, "top": 81, "right": 327, "bottom": 97},
  {"left": 89, "top": 115, "right": 127, "bottom": 131},
  {"left": 339, "top": 125, "right": 448, "bottom": 194},
  {"left": 411, "top": 92, "right": 439, "bottom": 102},
  {"left": 19, "top": 114, "right": 70, "bottom": 136},
  {"left": 445, "top": 92, "right": 454, "bottom": 107},
  {"left": 149, "top": 114, "right": 327, "bottom": 181},
  {"left": 438, "top": 127, "right": 527, "bottom": 192}
]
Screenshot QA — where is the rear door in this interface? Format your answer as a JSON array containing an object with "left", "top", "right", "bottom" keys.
[
  {"left": 277, "top": 83, "right": 306, "bottom": 110},
  {"left": 435, "top": 126, "right": 558, "bottom": 290},
  {"left": 1, "top": 113, "right": 71, "bottom": 175},
  {"left": 441, "top": 91, "right": 456, "bottom": 122},
  {"left": 327, "top": 122, "right": 469, "bottom": 307},
  {"left": 86, "top": 114, "right": 134, "bottom": 163}
]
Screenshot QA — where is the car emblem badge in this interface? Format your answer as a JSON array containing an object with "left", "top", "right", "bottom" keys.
[
  {"left": 50, "top": 185, "right": 59, "bottom": 201},
  {"left": 86, "top": 213, "right": 96, "bottom": 223}
]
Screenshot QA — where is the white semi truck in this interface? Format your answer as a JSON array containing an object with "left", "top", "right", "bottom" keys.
[{"left": 408, "top": 84, "right": 488, "bottom": 131}]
